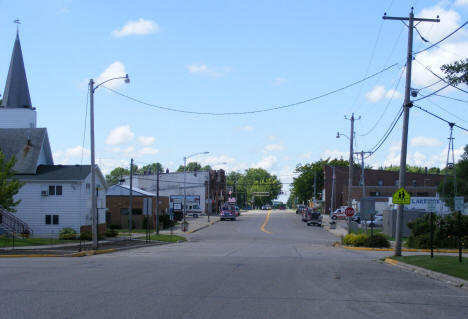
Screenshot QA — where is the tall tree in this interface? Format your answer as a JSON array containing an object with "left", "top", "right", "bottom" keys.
[
  {"left": 106, "top": 167, "right": 130, "bottom": 185},
  {"left": 177, "top": 162, "right": 203, "bottom": 172},
  {"left": 137, "top": 162, "right": 163, "bottom": 175},
  {"left": 441, "top": 58, "right": 468, "bottom": 85},
  {"left": 0, "top": 151, "right": 23, "bottom": 212}
]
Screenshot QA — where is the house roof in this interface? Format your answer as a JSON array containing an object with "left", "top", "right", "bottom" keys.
[
  {"left": 1, "top": 33, "right": 32, "bottom": 109},
  {"left": 0, "top": 128, "right": 52, "bottom": 174},
  {"left": 107, "top": 184, "right": 156, "bottom": 197},
  {"left": 14, "top": 165, "right": 91, "bottom": 181}
]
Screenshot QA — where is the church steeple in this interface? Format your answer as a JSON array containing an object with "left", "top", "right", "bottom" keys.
[{"left": 1, "top": 32, "right": 32, "bottom": 109}]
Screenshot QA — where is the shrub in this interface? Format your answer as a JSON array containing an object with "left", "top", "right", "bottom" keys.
[
  {"left": 59, "top": 227, "right": 77, "bottom": 240},
  {"left": 79, "top": 231, "right": 103, "bottom": 241},
  {"left": 159, "top": 215, "right": 175, "bottom": 229},
  {"left": 364, "top": 233, "right": 390, "bottom": 248},
  {"left": 109, "top": 224, "right": 121, "bottom": 230},
  {"left": 105, "top": 229, "right": 118, "bottom": 237}
]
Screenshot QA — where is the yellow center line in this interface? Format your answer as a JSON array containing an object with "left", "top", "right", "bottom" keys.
[{"left": 260, "top": 210, "right": 273, "bottom": 234}]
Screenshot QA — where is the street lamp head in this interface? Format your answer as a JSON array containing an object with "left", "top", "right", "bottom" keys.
[
  {"left": 124, "top": 74, "right": 130, "bottom": 84},
  {"left": 336, "top": 132, "right": 340, "bottom": 138}
]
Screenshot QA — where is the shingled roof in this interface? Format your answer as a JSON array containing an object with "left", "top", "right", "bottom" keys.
[
  {"left": 0, "top": 128, "right": 53, "bottom": 174},
  {"left": 1, "top": 33, "right": 32, "bottom": 109}
]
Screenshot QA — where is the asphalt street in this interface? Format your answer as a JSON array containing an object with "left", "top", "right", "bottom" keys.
[{"left": 1, "top": 210, "right": 468, "bottom": 319}]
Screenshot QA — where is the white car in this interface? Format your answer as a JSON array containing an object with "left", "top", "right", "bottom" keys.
[
  {"left": 365, "top": 215, "right": 383, "bottom": 227},
  {"left": 330, "top": 208, "right": 346, "bottom": 220}
]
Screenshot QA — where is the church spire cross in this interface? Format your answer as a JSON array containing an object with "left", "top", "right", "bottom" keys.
[{"left": 13, "top": 19, "right": 21, "bottom": 33}]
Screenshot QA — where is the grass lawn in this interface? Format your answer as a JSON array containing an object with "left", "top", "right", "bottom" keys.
[
  {"left": 148, "top": 234, "right": 186, "bottom": 242},
  {"left": 0, "top": 236, "right": 79, "bottom": 247},
  {"left": 392, "top": 255, "right": 468, "bottom": 281},
  {"left": 117, "top": 229, "right": 149, "bottom": 234}
]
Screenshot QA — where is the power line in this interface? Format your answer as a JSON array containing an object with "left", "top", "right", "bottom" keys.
[
  {"left": 412, "top": 84, "right": 450, "bottom": 101},
  {"left": 413, "top": 20, "right": 468, "bottom": 55},
  {"left": 425, "top": 99, "right": 468, "bottom": 125},
  {"left": 413, "top": 104, "right": 468, "bottom": 132},
  {"left": 433, "top": 93, "right": 468, "bottom": 104},
  {"left": 103, "top": 63, "right": 399, "bottom": 116},
  {"left": 414, "top": 58, "right": 468, "bottom": 94},
  {"left": 366, "top": 106, "right": 404, "bottom": 158},
  {"left": 358, "top": 66, "right": 405, "bottom": 136}
]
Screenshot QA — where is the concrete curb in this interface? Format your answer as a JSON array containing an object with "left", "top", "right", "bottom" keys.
[
  {"left": 384, "top": 258, "right": 468, "bottom": 290},
  {"left": 337, "top": 244, "right": 468, "bottom": 253},
  {"left": 186, "top": 220, "right": 219, "bottom": 234}
]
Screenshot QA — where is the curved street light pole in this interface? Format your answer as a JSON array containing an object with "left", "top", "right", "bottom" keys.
[
  {"left": 89, "top": 74, "right": 130, "bottom": 249},
  {"left": 183, "top": 151, "right": 209, "bottom": 231}
]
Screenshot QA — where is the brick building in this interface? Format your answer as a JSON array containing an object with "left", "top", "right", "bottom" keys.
[
  {"left": 106, "top": 184, "right": 169, "bottom": 229},
  {"left": 323, "top": 165, "right": 445, "bottom": 214}
]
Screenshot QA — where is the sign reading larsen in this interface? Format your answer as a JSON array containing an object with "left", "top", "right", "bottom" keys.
[{"left": 392, "top": 187, "right": 411, "bottom": 205}]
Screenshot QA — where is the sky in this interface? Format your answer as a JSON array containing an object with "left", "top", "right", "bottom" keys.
[{"left": 1, "top": 0, "right": 467, "bottom": 202}]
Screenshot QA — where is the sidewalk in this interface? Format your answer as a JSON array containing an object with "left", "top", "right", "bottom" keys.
[
  {"left": 322, "top": 215, "right": 348, "bottom": 237},
  {"left": 159, "top": 215, "right": 219, "bottom": 235}
]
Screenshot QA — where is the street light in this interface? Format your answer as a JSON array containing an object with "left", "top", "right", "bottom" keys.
[
  {"left": 183, "top": 151, "right": 209, "bottom": 231},
  {"left": 89, "top": 74, "right": 130, "bottom": 249}
]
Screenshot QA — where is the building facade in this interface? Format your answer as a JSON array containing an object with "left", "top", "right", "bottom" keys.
[{"left": 323, "top": 165, "right": 445, "bottom": 214}]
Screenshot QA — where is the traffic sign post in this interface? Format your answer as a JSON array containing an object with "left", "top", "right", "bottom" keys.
[
  {"left": 427, "top": 199, "right": 436, "bottom": 258},
  {"left": 392, "top": 187, "right": 410, "bottom": 205},
  {"left": 345, "top": 207, "right": 355, "bottom": 217}
]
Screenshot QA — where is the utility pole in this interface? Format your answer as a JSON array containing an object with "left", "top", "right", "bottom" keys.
[
  {"left": 384, "top": 7, "right": 439, "bottom": 257},
  {"left": 345, "top": 113, "right": 360, "bottom": 234},
  {"left": 313, "top": 170, "right": 317, "bottom": 202},
  {"left": 355, "top": 151, "right": 372, "bottom": 198},
  {"left": 331, "top": 166, "right": 336, "bottom": 214},
  {"left": 89, "top": 79, "right": 98, "bottom": 250},
  {"left": 156, "top": 166, "right": 160, "bottom": 235},
  {"left": 129, "top": 158, "right": 133, "bottom": 236}
]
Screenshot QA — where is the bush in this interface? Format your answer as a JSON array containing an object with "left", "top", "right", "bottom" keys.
[
  {"left": 79, "top": 231, "right": 103, "bottom": 241},
  {"left": 105, "top": 229, "right": 118, "bottom": 237},
  {"left": 159, "top": 215, "right": 175, "bottom": 229},
  {"left": 364, "top": 233, "right": 390, "bottom": 248},
  {"left": 59, "top": 227, "right": 77, "bottom": 240},
  {"left": 343, "top": 233, "right": 390, "bottom": 248},
  {"left": 109, "top": 224, "right": 121, "bottom": 230}
]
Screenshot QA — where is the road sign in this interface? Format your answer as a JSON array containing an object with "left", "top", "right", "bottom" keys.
[
  {"left": 345, "top": 206, "right": 355, "bottom": 217},
  {"left": 392, "top": 187, "right": 410, "bottom": 205},
  {"left": 454, "top": 196, "right": 464, "bottom": 212},
  {"left": 143, "top": 198, "right": 152, "bottom": 216}
]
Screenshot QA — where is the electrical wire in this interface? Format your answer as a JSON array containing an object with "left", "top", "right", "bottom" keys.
[
  {"left": 414, "top": 58, "right": 468, "bottom": 94},
  {"left": 102, "top": 63, "right": 399, "bottom": 116},
  {"left": 433, "top": 93, "right": 468, "bottom": 104},
  {"left": 358, "top": 65, "right": 405, "bottom": 136},
  {"left": 413, "top": 21, "right": 468, "bottom": 55},
  {"left": 425, "top": 99, "right": 468, "bottom": 125},
  {"left": 412, "top": 84, "right": 450, "bottom": 101},
  {"left": 366, "top": 106, "right": 404, "bottom": 157},
  {"left": 413, "top": 104, "right": 468, "bottom": 132},
  {"left": 418, "top": 79, "right": 442, "bottom": 91}
]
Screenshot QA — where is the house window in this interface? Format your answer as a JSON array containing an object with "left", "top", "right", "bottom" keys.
[
  {"left": 370, "top": 191, "right": 381, "bottom": 197},
  {"left": 395, "top": 180, "right": 399, "bottom": 186},
  {"left": 48, "top": 185, "right": 62, "bottom": 196},
  {"left": 86, "top": 183, "right": 90, "bottom": 193},
  {"left": 45, "top": 214, "right": 59, "bottom": 225},
  {"left": 412, "top": 179, "right": 417, "bottom": 186},
  {"left": 378, "top": 179, "right": 383, "bottom": 186}
]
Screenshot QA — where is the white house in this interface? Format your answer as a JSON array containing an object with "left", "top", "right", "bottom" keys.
[{"left": 0, "top": 32, "right": 107, "bottom": 238}]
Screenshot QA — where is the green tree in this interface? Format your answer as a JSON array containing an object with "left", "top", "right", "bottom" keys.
[
  {"left": 177, "top": 162, "right": 203, "bottom": 172},
  {"left": 106, "top": 167, "right": 130, "bottom": 185},
  {"left": 0, "top": 151, "right": 23, "bottom": 211},
  {"left": 137, "top": 162, "right": 163, "bottom": 175},
  {"left": 437, "top": 144, "right": 468, "bottom": 210},
  {"left": 383, "top": 165, "right": 440, "bottom": 174},
  {"left": 441, "top": 58, "right": 468, "bottom": 86}
]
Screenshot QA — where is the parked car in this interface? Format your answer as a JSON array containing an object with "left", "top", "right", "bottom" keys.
[
  {"left": 235, "top": 206, "right": 240, "bottom": 216},
  {"left": 220, "top": 204, "right": 237, "bottom": 221},
  {"left": 301, "top": 208, "right": 311, "bottom": 222},
  {"left": 307, "top": 211, "right": 323, "bottom": 227},
  {"left": 366, "top": 215, "right": 383, "bottom": 227},
  {"left": 351, "top": 213, "right": 361, "bottom": 224},
  {"left": 330, "top": 208, "right": 347, "bottom": 220},
  {"left": 296, "top": 204, "right": 306, "bottom": 214}
]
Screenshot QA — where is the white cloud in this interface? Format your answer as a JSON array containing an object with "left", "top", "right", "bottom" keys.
[
  {"left": 64, "top": 145, "right": 90, "bottom": 158},
  {"left": 365, "top": 85, "right": 386, "bottom": 102},
  {"left": 96, "top": 158, "right": 128, "bottom": 175},
  {"left": 96, "top": 62, "right": 128, "bottom": 89},
  {"left": 321, "top": 149, "right": 347, "bottom": 160},
  {"left": 265, "top": 144, "right": 284, "bottom": 152},
  {"left": 237, "top": 125, "right": 254, "bottom": 132},
  {"left": 417, "top": 6, "right": 465, "bottom": 43},
  {"left": 254, "top": 155, "right": 277, "bottom": 170},
  {"left": 365, "top": 85, "right": 402, "bottom": 102},
  {"left": 105, "top": 125, "right": 135, "bottom": 145},
  {"left": 53, "top": 146, "right": 90, "bottom": 165},
  {"left": 138, "top": 136, "right": 156, "bottom": 146},
  {"left": 301, "top": 152, "right": 313, "bottom": 160},
  {"left": 385, "top": 89, "right": 401, "bottom": 99},
  {"left": 112, "top": 18, "right": 160, "bottom": 37},
  {"left": 137, "top": 147, "right": 159, "bottom": 155},
  {"left": 187, "top": 63, "right": 232, "bottom": 77},
  {"left": 198, "top": 155, "right": 235, "bottom": 169},
  {"left": 456, "top": 0, "right": 468, "bottom": 5},
  {"left": 273, "top": 77, "right": 288, "bottom": 85},
  {"left": 410, "top": 136, "right": 442, "bottom": 147}
]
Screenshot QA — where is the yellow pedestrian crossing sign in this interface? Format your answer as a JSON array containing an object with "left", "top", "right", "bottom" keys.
[{"left": 392, "top": 187, "right": 410, "bottom": 205}]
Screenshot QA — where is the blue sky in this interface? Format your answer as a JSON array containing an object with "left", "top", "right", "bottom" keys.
[{"left": 1, "top": 0, "right": 467, "bottom": 201}]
